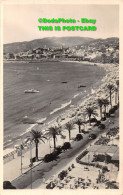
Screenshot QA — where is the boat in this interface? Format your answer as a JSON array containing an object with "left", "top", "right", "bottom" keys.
[
  {"left": 61, "top": 81, "right": 68, "bottom": 84},
  {"left": 24, "top": 89, "right": 40, "bottom": 93},
  {"left": 78, "top": 85, "right": 86, "bottom": 88}
]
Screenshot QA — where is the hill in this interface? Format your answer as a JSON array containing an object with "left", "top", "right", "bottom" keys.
[
  {"left": 4, "top": 37, "right": 94, "bottom": 54},
  {"left": 76, "top": 37, "right": 119, "bottom": 49}
]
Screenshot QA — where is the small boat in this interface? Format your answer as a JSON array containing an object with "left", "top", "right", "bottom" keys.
[
  {"left": 78, "top": 85, "right": 86, "bottom": 88},
  {"left": 61, "top": 81, "right": 68, "bottom": 84},
  {"left": 24, "top": 89, "right": 40, "bottom": 93}
]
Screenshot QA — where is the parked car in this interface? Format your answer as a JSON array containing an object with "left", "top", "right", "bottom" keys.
[
  {"left": 88, "top": 134, "right": 97, "bottom": 140},
  {"left": 75, "top": 134, "right": 83, "bottom": 141},
  {"left": 98, "top": 124, "right": 106, "bottom": 130}
]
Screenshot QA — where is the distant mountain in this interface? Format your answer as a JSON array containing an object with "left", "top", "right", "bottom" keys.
[
  {"left": 76, "top": 37, "right": 119, "bottom": 49},
  {"left": 4, "top": 37, "right": 94, "bottom": 54}
]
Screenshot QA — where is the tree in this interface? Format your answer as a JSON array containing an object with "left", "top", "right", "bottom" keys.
[
  {"left": 85, "top": 107, "right": 97, "bottom": 126},
  {"left": 75, "top": 118, "right": 85, "bottom": 133},
  {"left": 30, "top": 129, "right": 47, "bottom": 161},
  {"left": 102, "top": 53, "right": 107, "bottom": 63},
  {"left": 107, "top": 84, "right": 114, "bottom": 108},
  {"left": 102, "top": 99, "right": 109, "bottom": 116},
  {"left": 116, "top": 80, "right": 119, "bottom": 104},
  {"left": 46, "top": 126, "right": 62, "bottom": 150},
  {"left": 97, "top": 98, "right": 104, "bottom": 120},
  {"left": 65, "top": 122, "right": 74, "bottom": 141},
  {"left": 114, "top": 87, "right": 118, "bottom": 105}
]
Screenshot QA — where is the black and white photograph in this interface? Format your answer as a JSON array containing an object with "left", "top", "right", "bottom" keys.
[{"left": 0, "top": 0, "right": 122, "bottom": 192}]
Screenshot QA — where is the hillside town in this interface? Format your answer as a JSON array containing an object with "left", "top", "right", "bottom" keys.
[{"left": 3, "top": 38, "right": 119, "bottom": 64}]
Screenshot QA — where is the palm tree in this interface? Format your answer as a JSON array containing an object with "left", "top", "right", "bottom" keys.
[
  {"left": 85, "top": 107, "right": 97, "bottom": 126},
  {"left": 30, "top": 129, "right": 47, "bottom": 161},
  {"left": 116, "top": 80, "right": 119, "bottom": 104},
  {"left": 65, "top": 122, "right": 74, "bottom": 141},
  {"left": 75, "top": 118, "right": 85, "bottom": 133},
  {"left": 46, "top": 126, "right": 62, "bottom": 150},
  {"left": 116, "top": 79, "right": 119, "bottom": 87},
  {"left": 107, "top": 84, "right": 114, "bottom": 108},
  {"left": 102, "top": 99, "right": 109, "bottom": 116},
  {"left": 114, "top": 87, "right": 118, "bottom": 105},
  {"left": 97, "top": 98, "right": 104, "bottom": 120}
]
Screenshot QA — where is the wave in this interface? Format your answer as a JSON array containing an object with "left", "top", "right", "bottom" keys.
[
  {"left": 20, "top": 124, "right": 36, "bottom": 136},
  {"left": 91, "top": 88, "right": 96, "bottom": 94},
  {"left": 36, "top": 117, "right": 47, "bottom": 123},
  {"left": 73, "top": 93, "right": 80, "bottom": 98},
  {"left": 50, "top": 100, "right": 72, "bottom": 115}
]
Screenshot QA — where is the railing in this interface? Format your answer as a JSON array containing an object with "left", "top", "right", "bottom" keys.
[{"left": 3, "top": 143, "right": 32, "bottom": 164}]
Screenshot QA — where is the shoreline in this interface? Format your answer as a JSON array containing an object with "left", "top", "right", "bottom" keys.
[{"left": 3, "top": 62, "right": 118, "bottom": 155}]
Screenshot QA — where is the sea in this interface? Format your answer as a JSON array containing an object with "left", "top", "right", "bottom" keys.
[{"left": 3, "top": 61, "right": 106, "bottom": 148}]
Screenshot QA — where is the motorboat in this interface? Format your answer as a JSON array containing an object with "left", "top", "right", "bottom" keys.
[
  {"left": 24, "top": 89, "right": 40, "bottom": 93},
  {"left": 78, "top": 85, "right": 86, "bottom": 88}
]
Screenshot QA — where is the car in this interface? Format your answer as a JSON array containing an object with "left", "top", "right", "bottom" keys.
[
  {"left": 75, "top": 134, "right": 83, "bottom": 141},
  {"left": 88, "top": 134, "right": 97, "bottom": 140}
]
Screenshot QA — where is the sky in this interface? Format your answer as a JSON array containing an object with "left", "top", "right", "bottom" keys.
[{"left": 3, "top": 4, "right": 119, "bottom": 44}]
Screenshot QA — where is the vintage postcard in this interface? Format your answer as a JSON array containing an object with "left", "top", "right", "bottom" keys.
[{"left": 0, "top": 0, "right": 123, "bottom": 194}]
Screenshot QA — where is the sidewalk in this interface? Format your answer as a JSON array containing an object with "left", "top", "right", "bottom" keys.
[{"left": 3, "top": 117, "right": 81, "bottom": 181}]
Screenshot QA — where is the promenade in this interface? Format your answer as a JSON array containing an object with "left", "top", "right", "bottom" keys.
[
  {"left": 12, "top": 109, "right": 119, "bottom": 189},
  {"left": 4, "top": 116, "right": 82, "bottom": 181}
]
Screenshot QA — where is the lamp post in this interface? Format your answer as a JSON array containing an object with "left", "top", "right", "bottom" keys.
[
  {"left": 29, "top": 141, "right": 33, "bottom": 189},
  {"left": 20, "top": 145, "right": 23, "bottom": 174},
  {"left": 20, "top": 143, "right": 24, "bottom": 175},
  {"left": 49, "top": 137, "right": 51, "bottom": 154}
]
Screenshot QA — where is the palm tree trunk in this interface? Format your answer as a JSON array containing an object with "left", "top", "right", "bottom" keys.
[
  {"left": 79, "top": 125, "right": 81, "bottom": 133},
  {"left": 104, "top": 105, "right": 106, "bottom": 117},
  {"left": 35, "top": 142, "right": 38, "bottom": 161},
  {"left": 88, "top": 115, "right": 91, "bottom": 126},
  {"left": 115, "top": 92, "right": 117, "bottom": 105},
  {"left": 100, "top": 106, "right": 102, "bottom": 120},
  {"left": 69, "top": 130, "right": 71, "bottom": 141},
  {"left": 53, "top": 135, "right": 56, "bottom": 150},
  {"left": 118, "top": 90, "right": 119, "bottom": 104},
  {"left": 110, "top": 90, "right": 112, "bottom": 108}
]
